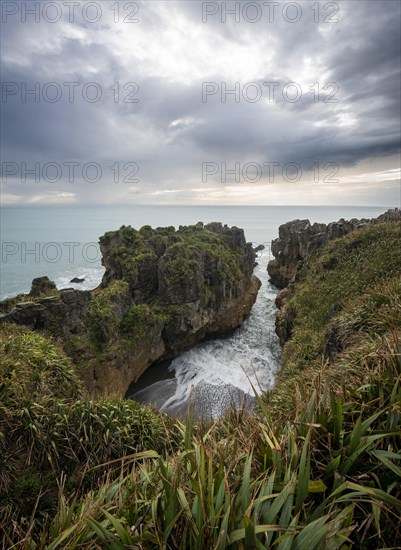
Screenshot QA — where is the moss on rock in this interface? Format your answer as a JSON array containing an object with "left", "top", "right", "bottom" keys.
[
  {"left": 121, "top": 303, "right": 167, "bottom": 343},
  {"left": 99, "top": 222, "right": 251, "bottom": 307},
  {"left": 85, "top": 280, "right": 131, "bottom": 346}
]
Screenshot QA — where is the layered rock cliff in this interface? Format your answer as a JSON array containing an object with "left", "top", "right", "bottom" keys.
[
  {"left": 0, "top": 223, "right": 260, "bottom": 396},
  {"left": 267, "top": 208, "right": 401, "bottom": 347},
  {"left": 267, "top": 208, "right": 401, "bottom": 290},
  {"left": 267, "top": 219, "right": 401, "bottom": 421}
]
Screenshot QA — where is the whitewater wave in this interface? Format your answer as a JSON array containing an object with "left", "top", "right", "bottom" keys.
[
  {"left": 55, "top": 266, "right": 105, "bottom": 292},
  {"left": 129, "top": 251, "right": 281, "bottom": 419}
]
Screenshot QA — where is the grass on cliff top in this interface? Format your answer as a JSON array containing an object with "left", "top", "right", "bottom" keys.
[
  {"left": 268, "top": 221, "right": 401, "bottom": 417},
  {"left": 0, "top": 323, "right": 82, "bottom": 402},
  {"left": 291, "top": 222, "right": 401, "bottom": 331}
]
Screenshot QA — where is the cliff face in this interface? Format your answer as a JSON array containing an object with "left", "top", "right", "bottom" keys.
[
  {"left": 0, "top": 223, "right": 260, "bottom": 397},
  {"left": 267, "top": 208, "right": 401, "bottom": 290},
  {"left": 99, "top": 222, "right": 255, "bottom": 305},
  {"left": 267, "top": 220, "right": 401, "bottom": 418},
  {"left": 268, "top": 209, "right": 401, "bottom": 347}
]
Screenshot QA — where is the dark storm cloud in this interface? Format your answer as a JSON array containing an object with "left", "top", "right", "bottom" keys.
[
  {"left": 0, "top": 0, "right": 400, "bottom": 204},
  {"left": 327, "top": 2, "right": 401, "bottom": 82}
]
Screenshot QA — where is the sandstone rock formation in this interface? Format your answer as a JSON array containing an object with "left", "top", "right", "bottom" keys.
[
  {"left": 30, "top": 276, "right": 57, "bottom": 296},
  {"left": 268, "top": 208, "right": 401, "bottom": 347},
  {"left": 0, "top": 288, "right": 91, "bottom": 335},
  {"left": 267, "top": 208, "right": 401, "bottom": 289},
  {"left": 1, "top": 223, "right": 260, "bottom": 397}
]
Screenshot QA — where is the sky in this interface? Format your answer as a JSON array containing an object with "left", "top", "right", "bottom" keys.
[{"left": 1, "top": 0, "right": 400, "bottom": 206}]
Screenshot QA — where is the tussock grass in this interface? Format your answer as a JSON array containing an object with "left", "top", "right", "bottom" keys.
[
  {"left": 3, "top": 332, "right": 398, "bottom": 548},
  {"left": 0, "top": 222, "right": 400, "bottom": 548},
  {"left": 269, "top": 222, "right": 401, "bottom": 417},
  {"left": 1, "top": 330, "right": 400, "bottom": 548},
  {"left": 0, "top": 323, "right": 176, "bottom": 544}
]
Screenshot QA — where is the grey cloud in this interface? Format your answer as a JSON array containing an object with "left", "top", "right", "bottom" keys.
[{"left": 1, "top": 0, "right": 400, "bottom": 205}]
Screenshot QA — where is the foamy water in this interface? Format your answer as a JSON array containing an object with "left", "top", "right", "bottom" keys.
[
  {"left": 129, "top": 250, "right": 281, "bottom": 419},
  {"left": 54, "top": 266, "right": 105, "bottom": 293}
]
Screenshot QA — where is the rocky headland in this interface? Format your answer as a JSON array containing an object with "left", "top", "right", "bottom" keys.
[
  {"left": 267, "top": 208, "right": 401, "bottom": 348},
  {"left": 0, "top": 222, "right": 260, "bottom": 397},
  {"left": 267, "top": 208, "right": 401, "bottom": 290}
]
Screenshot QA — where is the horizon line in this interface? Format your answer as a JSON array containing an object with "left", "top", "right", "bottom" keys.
[{"left": 0, "top": 204, "right": 395, "bottom": 209}]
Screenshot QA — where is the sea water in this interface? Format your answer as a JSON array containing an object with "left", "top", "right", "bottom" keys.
[
  {"left": 1, "top": 205, "right": 387, "bottom": 299},
  {"left": 1, "top": 205, "right": 390, "bottom": 417}
]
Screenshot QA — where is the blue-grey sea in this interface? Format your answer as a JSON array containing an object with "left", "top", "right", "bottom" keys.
[
  {"left": 0, "top": 205, "right": 391, "bottom": 417},
  {"left": 1, "top": 205, "right": 389, "bottom": 299}
]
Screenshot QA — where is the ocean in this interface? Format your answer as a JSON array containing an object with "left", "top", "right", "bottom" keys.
[{"left": 0, "top": 205, "right": 391, "bottom": 417}]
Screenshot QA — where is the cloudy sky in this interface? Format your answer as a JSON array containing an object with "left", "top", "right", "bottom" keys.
[{"left": 1, "top": 0, "right": 400, "bottom": 206}]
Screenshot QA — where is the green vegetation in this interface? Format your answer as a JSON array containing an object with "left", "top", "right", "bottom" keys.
[
  {"left": 30, "top": 276, "right": 58, "bottom": 297},
  {"left": 156, "top": 227, "right": 243, "bottom": 307},
  {"left": 102, "top": 223, "right": 243, "bottom": 306},
  {"left": 84, "top": 223, "right": 249, "bottom": 353},
  {"left": 0, "top": 323, "right": 174, "bottom": 544},
  {"left": 104, "top": 225, "right": 169, "bottom": 283},
  {"left": 0, "top": 289, "right": 61, "bottom": 315},
  {"left": 85, "top": 282, "right": 168, "bottom": 349},
  {"left": 0, "top": 222, "right": 400, "bottom": 548},
  {"left": 0, "top": 323, "right": 81, "bottom": 402},
  {"left": 270, "top": 222, "right": 401, "bottom": 416},
  {"left": 85, "top": 281, "right": 130, "bottom": 346},
  {"left": 121, "top": 304, "right": 167, "bottom": 343},
  {"left": 177, "top": 226, "right": 243, "bottom": 283}
]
